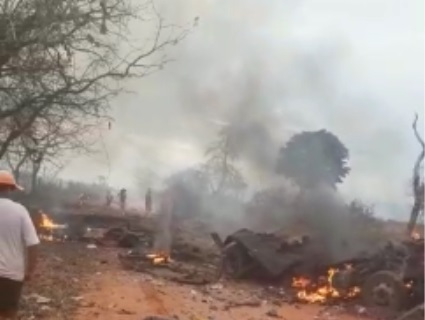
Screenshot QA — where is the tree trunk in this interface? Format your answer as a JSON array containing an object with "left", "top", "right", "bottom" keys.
[
  {"left": 30, "top": 157, "right": 43, "bottom": 195},
  {"left": 407, "top": 185, "right": 424, "bottom": 235},
  {"left": 14, "top": 154, "right": 29, "bottom": 183},
  {"left": 408, "top": 114, "right": 425, "bottom": 235}
]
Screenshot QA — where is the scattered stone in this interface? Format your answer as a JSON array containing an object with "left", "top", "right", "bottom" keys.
[
  {"left": 355, "top": 305, "right": 367, "bottom": 315},
  {"left": 118, "top": 308, "right": 136, "bottom": 315},
  {"left": 28, "top": 293, "right": 51, "bottom": 304},
  {"left": 71, "top": 296, "right": 84, "bottom": 302},
  {"left": 272, "top": 300, "right": 282, "bottom": 307},
  {"left": 210, "top": 283, "right": 223, "bottom": 290},
  {"left": 40, "top": 305, "right": 52, "bottom": 312},
  {"left": 266, "top": 308, "right": 280, "bottom": 318},
  {"left": 80, "top": 301, "right": 96, "bottom": 308}
]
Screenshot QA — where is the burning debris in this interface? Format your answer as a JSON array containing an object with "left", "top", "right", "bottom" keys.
[
  {"left": 40, "top": 212, "right": 60, "bottom": 229},
  {"left": 213, "top": 228, "right": 424, "bottom": 313},
  {"left": 291, "top": 266, "right": 361, "bottom": 304},
  {"left": 145, "top": 252, "right": 172, "bottom": 265},
  {"left": 214, "top": 229, "right": 327, "bottom": 280},
  {"left": 37, "top": 211, "right": 68, "bottom": 241},
  {"left": 28, "top": 200, "right": 423, "bottom": 320},
  {"left": 102, "top": 226, "right": 153, "bottom": 248}
]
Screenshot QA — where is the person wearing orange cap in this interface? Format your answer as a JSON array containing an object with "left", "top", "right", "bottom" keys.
[{"left": 0, "top": 170, "right": 39, "bottom": 319}]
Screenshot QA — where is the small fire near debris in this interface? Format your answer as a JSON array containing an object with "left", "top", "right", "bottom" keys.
[
  {"left": 411, "top": 231, "right": 421, "bottom": 240},
  {"left": 291, "top": 266, "right": 360, "bottom": 304},
  {"left": 38, "top": 211, "right": 67, "bottom": 241},
  {"left": 145, "top": 252, "right": 171, "bottom": 265}
]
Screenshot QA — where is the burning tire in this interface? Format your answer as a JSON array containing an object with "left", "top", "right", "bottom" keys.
[{"left": 362, "top": 270, "right": 407, "bottom": 312}]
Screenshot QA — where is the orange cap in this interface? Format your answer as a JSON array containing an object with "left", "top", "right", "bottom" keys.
[{"left": 0, "top": 170, "right": 23, "bottom": 191}]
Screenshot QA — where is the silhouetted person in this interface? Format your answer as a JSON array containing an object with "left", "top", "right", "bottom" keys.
[
  {"left": 118, "top": 188, "right": 127, "bottom": 212},
  {"left": 105, "top": 190, "right": 113, "bottom": 207},
  {"left": 145, "top": 188, "right": 152, "bottom": 213},
  {"left": 78, "top": 192, "right": 89, "bottom": 207}
]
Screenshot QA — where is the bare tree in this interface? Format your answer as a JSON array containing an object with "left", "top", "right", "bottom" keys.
[
  {"left": 407, "top": 113, "right": 424, "bottom": 235},
  {"left": 5, "top": 108, "right": 102, "bottom": 192},
  {"left": 202, "top": 125, "right": 247, "bottom": 197},
  {"left": 0, "top": 0, "right": 191, "bottom": 158}
]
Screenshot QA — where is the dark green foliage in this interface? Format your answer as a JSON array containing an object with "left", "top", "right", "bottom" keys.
[{"left": 276, "top": 129, "right": 350, "bottom": 189}]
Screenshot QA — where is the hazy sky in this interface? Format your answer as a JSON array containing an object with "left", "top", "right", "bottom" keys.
[{"left": 63, "top": 0, "right": 424, "bottom": 218}]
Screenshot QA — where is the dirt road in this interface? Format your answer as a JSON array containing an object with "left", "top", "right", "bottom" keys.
[{"left": 74, "top": 249, "right": 370, "bottom": 320}]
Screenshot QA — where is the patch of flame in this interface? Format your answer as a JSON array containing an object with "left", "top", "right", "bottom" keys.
[
  {"left": 292, "top": 267, "right": 360, "bottom": 304},
  {"left": 411, "top": 231, "right": 421, "bottom": 240},
  {"left": 38, "top": 211, "right": 66, "bottom": 242},
  {"left": 40, "top": 212, "right": 61, "bottom": 230},
  {"left": 146, "top": 252, "right": 171, "bottom": 265}
]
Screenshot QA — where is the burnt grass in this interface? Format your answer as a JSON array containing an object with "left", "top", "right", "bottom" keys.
[{"left": 19, "top": 242, "right": 98, "bottom": 320}]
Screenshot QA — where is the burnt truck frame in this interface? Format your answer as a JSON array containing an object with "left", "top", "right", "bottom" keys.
[{"left": 213, "top": 229, "right": 424, "bottom": 313}]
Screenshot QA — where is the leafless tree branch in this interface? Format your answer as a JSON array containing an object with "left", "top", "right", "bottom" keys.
[
  {"left": 0, "top": 0, "right": 192, "bottom": 158},
  {"left": 407, "top": 113, "right": 424, "bottom": 235}
]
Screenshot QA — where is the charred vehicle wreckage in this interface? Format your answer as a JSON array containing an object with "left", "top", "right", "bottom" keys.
[{"left": 213, "top": 228, "right": 424, "bottom": 314}]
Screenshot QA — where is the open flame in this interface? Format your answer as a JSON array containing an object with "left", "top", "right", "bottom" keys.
[
  {"left": 411, "top": 231, "right": 421, "bottom": 240},
  {"left": 38, "top": 211, "right": 66, "bottom": 242},
  {"left": 146, "top": 252, "right": 171, "bottom": 265},
  {"left": 292, "top": 267, "right": 360, "bottom": 303},
  {"left": 40, "top": 212, "right": 62, "bottom": 230}
]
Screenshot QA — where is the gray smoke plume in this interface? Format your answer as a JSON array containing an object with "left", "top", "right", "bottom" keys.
[
  {"left": 153, "top": 189, "right": 174, "bottom": 255},
  {"left": 297, "top": 186, "right": 378, "bottom": 261},
  {"left": 61, "top": 0, "right": 423, "bottom": 222}
]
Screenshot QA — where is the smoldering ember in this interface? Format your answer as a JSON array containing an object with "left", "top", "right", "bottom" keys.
[{"left": 0, "top": 1, "right": 423, "bottom": 320}]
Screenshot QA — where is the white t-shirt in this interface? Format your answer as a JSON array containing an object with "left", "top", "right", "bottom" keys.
[{"left": 0, "top": 198, "right": 40, "bottom": 281}]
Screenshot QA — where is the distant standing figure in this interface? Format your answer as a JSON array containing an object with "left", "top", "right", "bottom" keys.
[
  {"left": 78, "top": 192, "right": 89, "bottom": 207},
  {"left": 118, "top": 188, "right": 127, "bottom": 212},
  {"left": 145, "top": 188, "right": 152, "bottom": 213},
  {"left": 105, "top": 190, "right": 113, "bottom": 207}
]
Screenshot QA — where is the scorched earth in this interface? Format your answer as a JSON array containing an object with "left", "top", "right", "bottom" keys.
[{"left": 19, "top": 242, "right": 373, "bottom": 320}]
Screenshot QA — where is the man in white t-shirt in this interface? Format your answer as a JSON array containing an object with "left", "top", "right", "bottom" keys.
[{"left": 0, "top": 170, "right": 39, "bottom": 319}]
